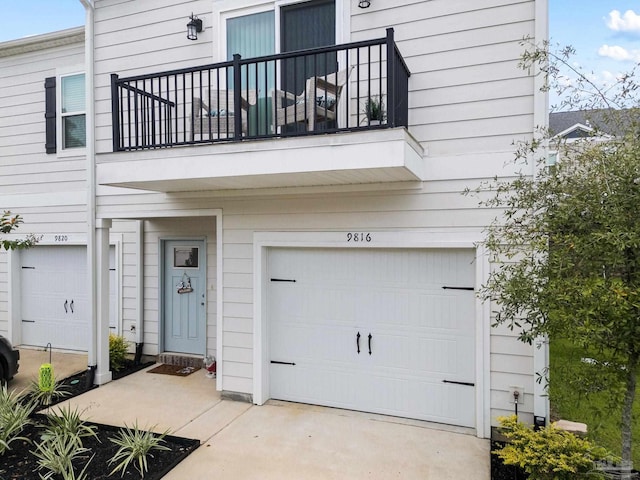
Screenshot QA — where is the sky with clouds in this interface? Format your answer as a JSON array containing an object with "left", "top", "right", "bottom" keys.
[
  {"left": 0, "top": 1, "right": 638, "bottom": 108},
  {"left": 549, "top": 1, "right": 640, "bottom": 108}
]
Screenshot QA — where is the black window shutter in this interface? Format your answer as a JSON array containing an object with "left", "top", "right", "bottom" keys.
[{"left": 44, "top": 76, "right": 56, "bottom": 154}]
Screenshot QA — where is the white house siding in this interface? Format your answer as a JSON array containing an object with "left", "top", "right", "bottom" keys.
[
  {"left": 0, "top": 31, "right": 88, "bottom": 338},
  {"left": 91, "top": 0, "right": 542, "bottom": 429},
  {"left": 93, "top": 0, "right": 215, "bottom": 155},
  {"left": 351, "top": 0, "right": 535, "bottom": 157}
]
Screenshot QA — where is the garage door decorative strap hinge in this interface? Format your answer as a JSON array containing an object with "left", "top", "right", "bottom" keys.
[
  {"left": 270, "top": 278, "right": 296, "bottom": 282},
  {"left": 443, "top": 380, "right": 475, "bottom": 387},
  {"left": 271, "top": 360, "right": 296, "bottom": 365},
  {"left": 441, "top": 286, "right": 474, "bottom": 291}
]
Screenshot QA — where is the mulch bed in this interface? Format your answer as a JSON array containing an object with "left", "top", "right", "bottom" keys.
[
  {"left": 0, "top": 417, "right": 199, "bottom": 480},
  {"left": 490, "top": 441, "right": 527, "bottom": 480},
  {"left": 0, "top": 358, "right": 200, "bottom": 479}
]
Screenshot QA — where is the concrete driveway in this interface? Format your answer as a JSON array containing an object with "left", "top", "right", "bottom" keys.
[
  {"left": 9, "top": 347, "right": 88, "bottom": 393},
  {"left": 18, "top": 350, "right": 490, "bottom": 479}
]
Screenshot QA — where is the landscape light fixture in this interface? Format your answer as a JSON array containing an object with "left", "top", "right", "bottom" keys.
[
  {"left": 187, "top": 13, "right": 203, "bottom": 41},
  {"left": 358, "top": 0, "right": 371, "bottom": 8}
]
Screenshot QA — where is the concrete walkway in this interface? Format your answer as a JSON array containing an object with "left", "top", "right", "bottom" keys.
[{"left": 18, "top": 352, "right": 489, "bottom": 479}]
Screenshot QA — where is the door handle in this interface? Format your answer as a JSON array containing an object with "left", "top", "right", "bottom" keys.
[
  {"left": 70, "top": 300, "right": 74, "bottom": 313},
  {"left": 64, "top": 300, "right": 68, "bottom": 313},
  {"left": 368, "top": 333, "right": 372, "bottom": 355},
  {"left": 356, "top": 332, "right": 361, "bottom": 354}
]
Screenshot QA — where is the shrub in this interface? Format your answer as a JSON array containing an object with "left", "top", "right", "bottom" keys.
[
  {"left": 0, "top": 385, "right": 34, "bottom": 455},
  {"left": 494, "top": 415, "right": 615, "bottom": 480},
  {"left": 32, "top": 433, "right": 93, "bottom": 480},
  {"left": 109, "top": 334, "right": 129, "bottom": 372},
  {"left": 109, "top": 421, "right": 171, "bottom": 478},
  {"left": 29, "top": 378, "right": 69, "bottom": 410},
  {"left": 42, "top": 405, "right": 98, "bottom": 449}
]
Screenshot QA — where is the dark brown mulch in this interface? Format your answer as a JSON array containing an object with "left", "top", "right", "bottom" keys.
[
  {"left": 1, "top": 359, "right": 200, "bottom": 479},
  {"left": 0, "top": 417, "right": 199, "bottom": 480},
  {"left": 28, "top": 359, "right": 156, "bottom": 410},
  {"left": 490, "top": 441, "right": 527, "bottom": 480}
]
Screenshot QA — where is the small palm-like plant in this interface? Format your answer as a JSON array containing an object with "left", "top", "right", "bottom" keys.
[
  {"left": 29, "top": 378, "right": 69, "bottom": 410},
  {"left": 42, "top": 405, "right": 98, "bottom": 449},
  {"left": 32, "top": 434, "right": 93, "bottom": 480},
  {"left": 362, "top": 95, "right": 385, "bottom": 123},
  {"left": 109, "top": 421, "right": 171, "bottom": 478},
  {"left": 0, "top": 384, "right": 35, "bottom": 455}
]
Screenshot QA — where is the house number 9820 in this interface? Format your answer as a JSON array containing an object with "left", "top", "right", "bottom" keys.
[
  {"left": 54, "top": 235, "right": 69, "bottom": 242},
  {"left": 347, "top": 233, "right": 372, "bottom": 243}
]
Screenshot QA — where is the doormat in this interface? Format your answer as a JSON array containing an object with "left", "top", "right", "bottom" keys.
[{"left": 147, "top": 364, "right": 200, "bottom": 377}]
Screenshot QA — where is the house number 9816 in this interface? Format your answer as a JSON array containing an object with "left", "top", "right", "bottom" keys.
[{"left": 347, "top": 233, "right": 372, "bottom": 243}]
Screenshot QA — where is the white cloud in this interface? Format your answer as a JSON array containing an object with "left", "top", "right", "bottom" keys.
[
  {"left": 606, "top": 9, "right": 640, "bottom": 33},
  {"left": 597, "top": 44, "right": 640, "bottom": 62}
]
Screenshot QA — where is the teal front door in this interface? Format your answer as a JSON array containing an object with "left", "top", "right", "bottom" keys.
[{"left": 163, "top": 240, "right": 206, "bottom": 354}]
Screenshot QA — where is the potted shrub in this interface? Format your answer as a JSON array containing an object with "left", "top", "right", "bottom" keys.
[{"left": 362, "top": 95, "right": 385, "bottom": 125}]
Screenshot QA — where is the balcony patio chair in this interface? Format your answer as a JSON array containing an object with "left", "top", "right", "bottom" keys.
[
  {"left": 271, "top": 66, "right": 353, "bottom": 133},
  {"left": 192, "top": 89, "right": 257, "bottom": 140}
]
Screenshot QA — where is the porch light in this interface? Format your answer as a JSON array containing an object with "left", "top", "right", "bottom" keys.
[
  {"left": 358, "top": 0, "right": 371, "bottom": 8},
  {"left": 187, "top": 13, "right": 203, "bottom": 41}
]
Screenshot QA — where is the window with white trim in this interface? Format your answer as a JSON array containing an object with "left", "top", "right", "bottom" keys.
[{"left": 60, "top": 73, "right": 86, "bottom": 149}]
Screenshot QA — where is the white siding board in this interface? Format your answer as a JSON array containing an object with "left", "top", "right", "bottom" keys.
[
  {"left": 223, "top": 346, "right": 253, "bottom": 364},
  {"left": 223, "top": 316, "right": 253, "bottom": 334},
  {"left": 413, "top": 97, "right": 533, "bottom": 127},
  {"left": 412, "top": 78, "right": 533, "bottom": 109},
  {"left": 492, "top": 335, "right": 533, "bottom": 356},
  {"left": 224, "top": 288, "right": 253, "bottom": 305},
  {"left": 223, "top": 376, "right": 252, "bottom": 394},
  {"left": 223, "top": 362, "right": 253, "bottom": 379},
  {"left": 224, "top": 302, "right": 253, "bottom": 319},
  {"left": 491, "top": 353, "right": 533, "bottom": 375}
]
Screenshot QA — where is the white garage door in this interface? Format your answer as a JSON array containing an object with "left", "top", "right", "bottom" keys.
[
  {"left": 267, "top": 248, "right": 476, "bottom": 427},
  {"left": 20, "top": 245, "right": 117, "bottom": 351}
]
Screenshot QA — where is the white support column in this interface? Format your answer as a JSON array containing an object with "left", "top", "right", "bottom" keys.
[{"left": 95, "top": 218, "right": 112, "bottom": 385}]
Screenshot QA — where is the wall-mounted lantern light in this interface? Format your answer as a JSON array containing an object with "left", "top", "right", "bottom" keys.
[
  {"left": 187, "top": 13, "right": 203, "bottom": 41},
  {"left": 358, "top": 0, "right": 371, "bottom": 8}
]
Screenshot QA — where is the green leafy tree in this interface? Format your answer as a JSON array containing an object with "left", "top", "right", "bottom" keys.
[
  {"left": 471, "top": 38, "right": 640, "bottom": 469},
  {"left": 0, "top": 211, "right": 38, "bottom": 250}
]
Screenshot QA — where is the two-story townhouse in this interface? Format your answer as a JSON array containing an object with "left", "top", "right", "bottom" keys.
[
  {"left": 0, "top": 0, "right": 548, "bottom": 439},
  {"left": 0, "top": 27, "right": 126, "bottom": 368}
]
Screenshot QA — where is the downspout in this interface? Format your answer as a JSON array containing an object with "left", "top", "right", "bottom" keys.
[
  {"left": 134, "top": 220, "right": 144, "bottom": 364},
  {"left": 532, "top": 0, "right": 550, "bottom": 427},
  {"left": 79, "top": 0, "right": 97, "bottom": 384}
]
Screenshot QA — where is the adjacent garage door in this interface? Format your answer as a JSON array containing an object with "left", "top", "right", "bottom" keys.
[
  {"left": 20, "top": 245, "right": 117, "bottom": 351},
  {"left": 267, "top": 248, "right": 476, "bottom": 427}
]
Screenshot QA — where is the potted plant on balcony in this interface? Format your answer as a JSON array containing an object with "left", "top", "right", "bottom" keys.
[{"left": 362, "top": 95, "right": 385, "bottom": 126}]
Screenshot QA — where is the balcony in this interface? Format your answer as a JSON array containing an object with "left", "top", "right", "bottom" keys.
[{"left": 100, "top": 29, "right": 424, "bottom": 193}]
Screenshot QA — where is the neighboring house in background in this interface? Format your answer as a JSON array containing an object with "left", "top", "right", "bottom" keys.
[
  {"left": 548, "top": 109, "right": 637, "bottom": 164},
  {"left": 0, "top": 0, "right": 549, "bottom": 441}
]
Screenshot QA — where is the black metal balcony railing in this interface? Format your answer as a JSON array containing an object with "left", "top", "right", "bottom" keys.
[{"left": 110, "top": 28, "right": 410, "bottom": 152}]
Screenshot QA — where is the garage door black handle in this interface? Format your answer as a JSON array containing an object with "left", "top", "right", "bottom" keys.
[
  {"left": 356, "top": 332, "right": 361, "bottom": 354},
  {"left": 368, "top": 333, "right": 372, "bottom": 355},
  {"left": 70, "top": 300, "right": 74, "bottom": 313},
  {"left": 64, "top": 300, "right": 68, "bottom": 313}
]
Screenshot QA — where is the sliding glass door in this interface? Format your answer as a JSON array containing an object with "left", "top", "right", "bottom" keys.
[
  {"left": 280, "top": 0, "right": 336, "bottom": 95},
  {"left": 225, "top": 0, "right": 336, "bottom": 134}
]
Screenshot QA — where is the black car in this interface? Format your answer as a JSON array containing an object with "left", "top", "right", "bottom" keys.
[{"left": 0, "top": 335, "right": 19, "bottom": 383}]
